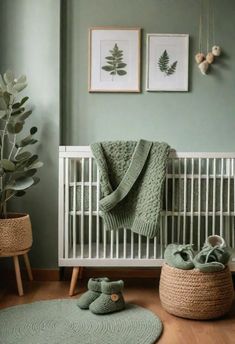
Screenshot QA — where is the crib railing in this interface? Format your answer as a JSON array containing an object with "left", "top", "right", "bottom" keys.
[{"left": 58, "top": 146, "right": 235, "bottom": 270}]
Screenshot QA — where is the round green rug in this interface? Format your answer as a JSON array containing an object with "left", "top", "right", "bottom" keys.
[{"left": 0, "top": 299, "right": 163, "bottom": 344}]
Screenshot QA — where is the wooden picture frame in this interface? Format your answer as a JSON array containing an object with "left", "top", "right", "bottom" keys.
[
  {"left": 89, "top": 27, "right": 141, "bottom": 93},
  {"left": 146, "top": 34, "right": 189, "bottom": 92}
]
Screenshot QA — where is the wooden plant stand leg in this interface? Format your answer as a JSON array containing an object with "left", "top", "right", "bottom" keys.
[
  {"left": 23, "top": 253, "right": 33, "bottom": 281},
  {"left": 13, "top": 255, "right": 24, "bottom": 296},
  {"left": 69, "top": 267, "right": 80, "bottom": 296}
]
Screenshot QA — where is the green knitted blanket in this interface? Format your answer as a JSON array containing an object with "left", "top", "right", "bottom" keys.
[{"left": 91, "top": 140, "right": 170, "bottom": 238}]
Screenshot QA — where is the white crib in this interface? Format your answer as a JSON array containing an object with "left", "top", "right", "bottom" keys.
[{"left": 58, "top": 146, "right": 235, "bottom": 293}]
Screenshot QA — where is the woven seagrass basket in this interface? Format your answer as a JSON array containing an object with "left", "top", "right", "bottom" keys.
[
  {"left": 159, "top": 263, "right": 234, "bottom": 320},
  {"left": 0, "top": 213, "right": 32, "bottom": 255}
]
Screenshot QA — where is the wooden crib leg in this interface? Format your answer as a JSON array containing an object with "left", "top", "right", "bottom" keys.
[
  {"left": 69, "top": 267, "right": 80, "bottom": 296},
  {"left": 23, "top": 253, "right": 33, "bottom": 281}
]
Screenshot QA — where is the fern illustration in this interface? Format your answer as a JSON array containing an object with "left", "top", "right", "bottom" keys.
[
  {"left": 102, "top": 43, "right": 127, "bottom": 79},
  {"left": 158, "top": 50, "right": 177, "bottom": 76}
]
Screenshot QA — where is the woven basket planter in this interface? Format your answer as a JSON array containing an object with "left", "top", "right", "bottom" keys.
[
  {"left": 0, "top": 213, "right": 32, "bottom": 256},
  {"left": 159, "top": 263, "right": 234, "bottom": 320}
]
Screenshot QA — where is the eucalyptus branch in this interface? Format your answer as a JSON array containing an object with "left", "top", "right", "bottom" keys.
[{"left": 8, "top": 134, "right": 16, "bottom": 160}]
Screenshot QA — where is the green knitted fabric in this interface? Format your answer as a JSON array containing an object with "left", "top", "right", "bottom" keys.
[
  {"left": 89, "top": 280, "right": 125, "bottom": 315},
  {"left": 164, "top": 244, "right": 195, "bottom": 270},
  {"left": 91, "top": 140, "right": 170, "bottom": 238},
  {"left": 77, "top": 277, "right": 109, "bottom": 309}
]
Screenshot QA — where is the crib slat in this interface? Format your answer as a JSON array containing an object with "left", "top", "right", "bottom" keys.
[
  {"left": 123, "top": 228, "right": 127, "bottom": 259},
  {"left": 205, "top": 158, "right": 209, "bottom": 239},
  {"left": 165, "top": 164, "right": 168, "bottom": 246},
  {"left": 233, "top": 159, "right": 235, "bottom": 248},
  {"left": 131, "top": 231, "right": 134, "bottom": 259},
  {"left": 171, "top": 158, "right": 175, "bottom": 242},
  {"left": 88, "top": 158, "right": 92, "bottom": 258},
  {"left": 65, "top": 158, "right": 69, "bottom": 259},
  {"left": 197, "top": 158, "right": 201, "bottom": 250},
  {"left": 138, "top": 234, "right": 142, "bottom": 259},
  {"left": 183, "top": 158, "right": 187, "bottom": 244},
  {"left": 116, "top": 230, "right": 119, "bottom": 258},
  {"left": 58, "top": 157, "right": 65, "bottom": 260},
  {"left": 96, "top": 167, "right": 100, "bottom": 258},
  {"left": 110, "top": 230, "right": 114, "bottom": 258},
  {"left": 177, "top": 159, "right": 181, "bottom": 243},
  {"left": 81, "top": 158, "right": 85, "bottom": 258},
  {"left": 190, "top": 158, "right": 194, "bottom": 244},
  {"left": 72, "top": 160, "right": 77, "bottom": 258},
  {"left": 220, "top": 158, "right": 224, "bottom": 237},
  {"left": 146, "top": 237, "right": 150, "bottom": 259},
  {"left": 212, "top": 158, "right": 216, "bottom": 235},
  {"left": 153, "top": 236, "right": 157, "bottom": 259},
  {"left": 227, "top": 159, "right": 231, "bottom": 244}
]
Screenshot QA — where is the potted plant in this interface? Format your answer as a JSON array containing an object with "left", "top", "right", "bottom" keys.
[{"left": 0, "top": 70, "right": 43, "bottom": 255}]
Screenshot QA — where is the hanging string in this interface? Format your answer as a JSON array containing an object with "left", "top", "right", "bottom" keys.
[
  {"left": 212, "top": 0, "right": 215, "bottom": 45},
  {"left": 206, "top": 0, "right": 210, "bottom": 53},
  {"left": 198, "top": 0, "right": 203, "bottom": 52}
]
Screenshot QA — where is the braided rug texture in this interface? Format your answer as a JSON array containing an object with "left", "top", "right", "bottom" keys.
[{"left": 0, "top": 300, "right": 163, "bottom": 344}]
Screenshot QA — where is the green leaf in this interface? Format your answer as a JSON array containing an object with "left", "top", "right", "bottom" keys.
[
  {"left": 0, "top": 96, "right": 7, "bottom": 110},
  {"left": 15, "top": 151, "right": 32, "bottom": 161},
  {"left": 28, "top": 161, "right": 43, "bottom": 169},
  {"left": 30, "top": 126, "right": 37, "bottom": 135},
  {"left": 25, "top": 154, "right": 38, "bottom": 166},
  {"left": 7, "top": 121, "right": 24, "bottom": 134},
  {"left": 117, "top": 63, "right": 127, "bottom": 68},
  {"left": 166, "top": 61, "right": 178, "bottom": 76},
  {"left": 20, "top": 96, "right": 29, "bottom": 105},
  {"left": 102, "top": 66, "right": 114, "bottom": 72},
  {"left": 12, "top": 107, "right": 25, "bottom": 116},
  {"left": 0, "top": 159, "right": 15, "bottom": 171},
  {"left": 12, "top": 169, "right": 37, "bottom": 180},
  {"left": 3, "top": 70, "right": 14, "bottom": 84},
  {"left": 105, "top": 56, "right": 115, "bottom": 60},
  {"left": 18, "top": 110, "right": 32, "bottom": 121},
  {"left": 0, "top": 110, "right": 6, "bottom": 119},
  {"left": 12, "top": 102, "right": 21, "bottom": 109},
  {"left": 158, "top": 50, "right": 170, "bottom": 73},
  {"left": 6, "top": 177, "right": 34, "bottom": 191},
  {"left": 13, "top": 82, "right": 27, "bottom": 92},
  {"left": 117, "top": 70, "right": 127, "bottom": 75}
]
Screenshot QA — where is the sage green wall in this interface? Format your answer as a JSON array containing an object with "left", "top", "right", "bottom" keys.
[
  {"left": 0, "top": 0, "right": 60, "bottom": 268},
  {"left": 62, "top": 0, "right": 235, "bottom": 151}
]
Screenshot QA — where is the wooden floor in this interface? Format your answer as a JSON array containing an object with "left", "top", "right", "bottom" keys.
[{"left": 0, "top": 279, "right": 235, "bottom": 344}]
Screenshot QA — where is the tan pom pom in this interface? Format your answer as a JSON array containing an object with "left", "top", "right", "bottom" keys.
[
  {"left": 212, "top": 45, "right": 222, "bottom": 56},
  {"left": 195, "top": 53, "right": 205, "bottom": 64},
  {"left": 206, "top": 52, "right": 214, "bottom": 64},
  {"left": 198, "top": 60, "right": 209, "bottom": 75}
]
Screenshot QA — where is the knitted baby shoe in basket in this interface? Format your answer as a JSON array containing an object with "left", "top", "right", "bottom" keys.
[
  {"left": 164, "top": 243, "right": 194, "bottom": 270},
  {"left": 77, "top": 277, "right": 109, "bottom": 309},
  {"left": 193, "top": 246, "right": 225, "bottom": 272},
  {"left": 89, "top": 280, "right": 125, "bottom": 314},
  {"left": 203, "top": 235, "right": 231, "bottom": 265}
]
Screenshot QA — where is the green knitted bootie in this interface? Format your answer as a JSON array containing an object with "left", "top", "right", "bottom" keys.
[
  {"left": 202, "top": 235, "right": 231, "bottom": 265},
  {"left": 193, "top": 246, "right": 226, "bottom": 272},
  {"left": 89, "top": 280, "right": 125, "bottom": 315},
  {"left": 164, "top": 243, "right": 194, "bottom": 270},
  {"left": 77, "top": 277, "right": 109, "bottom": 309}
]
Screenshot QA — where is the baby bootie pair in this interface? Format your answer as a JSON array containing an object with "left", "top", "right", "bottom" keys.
[
  {"left": 77, "top": 277, "right": 125, "bottom": 314},
  {"left": 164, "top": 235, "right": 231, "bottom": 273}
]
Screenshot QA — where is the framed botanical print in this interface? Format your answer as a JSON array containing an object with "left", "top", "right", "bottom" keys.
[
  {"left": 146, "top": 34, "right": 189, "bottom": 92},
  {"left": 89, "top": 27, "right": 141, "bottom": 92}
]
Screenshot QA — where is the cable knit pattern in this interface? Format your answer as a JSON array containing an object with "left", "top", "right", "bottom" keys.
[
  {"left": 0, "top": 300, "right": 163, "bottom": 344},
  {"left": 91, "top": 139, "right": 170, "bottom": 238}
]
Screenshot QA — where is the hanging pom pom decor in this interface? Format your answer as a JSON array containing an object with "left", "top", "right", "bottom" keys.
[
  {"left": 196, "top": 0, "right": 221, "bottom": 75},
  {"left": 199, "top": 60, "right": 209, "bottom": 75}
]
